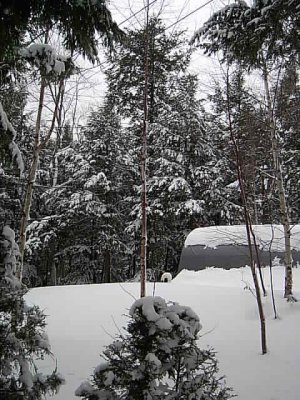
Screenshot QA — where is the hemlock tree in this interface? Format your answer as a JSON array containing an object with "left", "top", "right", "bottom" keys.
[
  {"left": 0, "top": 0, "right": 123, "bottom": 63},
  {"left": 207, "top": 69, "right": 272, "bottom": 225},
  {"left": 75, "top": 296, "right": 233, "bottom": 400},
  {"left": 24, "top": 99, "right": 134, "bottom": 285},
  {"left": 0, "top": 225, "right": 64, "bottom": 399},
  {"left": 105, "top": 18, "right": 221, "bottom": 278}
]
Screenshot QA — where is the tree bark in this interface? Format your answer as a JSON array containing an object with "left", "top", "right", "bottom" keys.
[
  {"left": 140, "top": 1, "right": 150, "bottom": 298},
  {"left": 103, "top": 249, "right": 111, "bottom": 283}
]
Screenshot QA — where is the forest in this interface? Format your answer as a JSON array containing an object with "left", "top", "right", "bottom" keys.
[
  {"left": 1, "top": 1, "right": 299, "bottom": 288},
  {"left": 0, "top": 0, "right": 300, "bottom": 399}
]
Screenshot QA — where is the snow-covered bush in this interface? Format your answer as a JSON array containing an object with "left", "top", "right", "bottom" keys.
[
  {"left": 76, "top": 296, "right": 232, "bottom": 400},
  {"left": 0, "top": 225, "right": 64, "bottom": 399}
]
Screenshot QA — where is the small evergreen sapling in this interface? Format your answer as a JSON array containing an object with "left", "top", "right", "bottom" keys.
[
  {"left": 76, "top": 296, "right": 232, "bottom": 400},
  {"left": 0, "top": 225, "right": 64, "bottom": 399}
]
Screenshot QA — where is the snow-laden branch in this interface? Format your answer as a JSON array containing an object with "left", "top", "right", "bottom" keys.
[{"left": 0, "top": 101, "right": 24, "bottom": 173}]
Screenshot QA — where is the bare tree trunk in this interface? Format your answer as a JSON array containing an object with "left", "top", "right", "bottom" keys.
[
  {"left": 18, "top": 79, "right": 46, "bottom": 280},
  {"left": 225, "top": 70, "right": 267, "bottom": 354},
  {"left": 140, "top": 1, "right": 150, "bottom": 298},
  {"left": 51, "top": 79, "right": 65, "bottom": 187},
  {"left": 268, "top": 225, "right": 278, "bottom": 319},
  {"left": 261, "top": 61, "right": 295, "bottom": 301},
  {"left": 18, "top": 78, "right": 64, "bottom": 282}
]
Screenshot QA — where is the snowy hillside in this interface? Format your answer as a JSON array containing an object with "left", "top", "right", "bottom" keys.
[{"left": 26, "top": 266, "right": 300, "bottom": 400}]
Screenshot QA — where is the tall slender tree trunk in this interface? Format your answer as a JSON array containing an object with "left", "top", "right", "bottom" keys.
[
  {"left": 226, "top": 71, "right": 267, "bottom": 354},
  {"left": 261, "top": 61, "right": 294, "bottom": 300},
  {"left": 18, "top": 80, "right": 46, "bottom": 281},
  {"left": 103, "top": 249, "right": 111, "bottom": 283},
  {"left": 18, "top": 78, "right": 64, "bottom": 282},
  {"left": 140, "top": 1, "right": 150, "bottom": 298}
]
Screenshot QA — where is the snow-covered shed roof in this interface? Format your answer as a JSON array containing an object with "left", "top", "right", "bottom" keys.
[{"left": 184, "top": 225, "right": 300, "bottom": 252}]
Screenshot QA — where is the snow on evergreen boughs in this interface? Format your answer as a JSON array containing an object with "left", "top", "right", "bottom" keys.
[
  {"left": 19, "top": 43, "right": 76, "bottom": 78},
  {"left": 0, "top": 101, "right": 24, "bottom": 173},
  {"left": 0, "top": 225, "right": 64, "bottom": 399},
  {"left": 191, "top": 0, "right": 300, "bottom": 65},
  {"left": 76, "top": 296, "right": 233, "bottom": 400}
]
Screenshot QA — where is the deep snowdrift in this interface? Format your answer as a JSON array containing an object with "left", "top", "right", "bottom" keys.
[{"left": 26, "top": 266, "right": 300, "bottom": 400}]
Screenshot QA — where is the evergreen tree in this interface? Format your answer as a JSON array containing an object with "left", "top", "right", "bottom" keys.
[
  {"left": 0, "top": 224, "right": 64, "bottom": 399},
  {"left": 105, "top": 18, "right": 220, "bottom": 278},
  {"left": 76, "top": 296, "right": 232, "bottom": 400},
  {"left": 192, "top": 0, "right": 300, "bottom": 66},
  {"left": 208, "top": 69, "right": 273, "bottom": 225},
  {"left": 275, "top": 64, "right": 300, "bottom": 223},
  {"left": 0, "top": 0, "right": 123, "bottom": 63},
  {"left": 24, "top": 99, "right": 135, "bottom": 285}
]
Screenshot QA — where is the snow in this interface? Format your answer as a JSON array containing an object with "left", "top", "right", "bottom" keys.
[
  {"left": 25, "top": 266, "right": 300, "bottom": 400},
  {"left": 160, "top": 272, "right": 172, "bottom": 282},
  {"left": 19, "top": 44, "right": 71, "bottom": 76},
  {"left": 0, "top": 101, "right": 24, "bottom": 173},
  {"left": 18, "top": 357, "right": 34, "bottom": 390},
  {"left": 185, "top": 224, "right": 300, "bottom": 251},
  {"left": 145, "top": 353, "right": 162, "bottom": 370}
]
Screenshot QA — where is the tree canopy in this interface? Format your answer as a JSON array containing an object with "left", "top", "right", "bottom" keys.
[
  {"left": 0, "top": 0, "right": 123, "bottom": 62},
  {"left": 191, "top": 0, "right": 300, "bottom": 66}
]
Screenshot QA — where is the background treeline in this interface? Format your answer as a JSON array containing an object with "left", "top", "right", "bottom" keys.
[{"left": 1, "top": 18, "right": 300, "bottom": 287}]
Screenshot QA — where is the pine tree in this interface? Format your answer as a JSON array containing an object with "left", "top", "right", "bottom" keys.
[{"left": 76, "top": 296, "right": 233, "bottom": 400}]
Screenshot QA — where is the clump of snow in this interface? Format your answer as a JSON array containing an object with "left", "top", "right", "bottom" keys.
[
  {"left": 0, "top": 101, "right": 24, "bottom": 173},
  {"left": 0, "top": 101, "right": 16, "bottom": 135},
  {"left": 130, "top": 296, "right": 201, "bottom": 338},
  {"left": 84, "top": 172, "right": 110, "bottom": 190},
  {"left": 75, "top": 381, "right": 95, "bottom": 397},
  {"left": 18, "top": 357, "right": 34, "bottom": 391},
  {"left": 145, "top": 353, "right": 162, "bottom": 372},
  {"left": 2, "top": 225, "right": 21, "bottom": 289},
  {"left": 19, "top": 43, "right": 73, "bottom": 76},
  {"left": 130, "top": 296, "right": 168, "bottom": 322},
  {"left": 9, "top": 141, "right": 24, "bottom": 173},
  {"left": 168, "top": 177, "right": 190, "bottom": 193}
]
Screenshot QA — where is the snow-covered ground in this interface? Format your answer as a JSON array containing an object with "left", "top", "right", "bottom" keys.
[{"left": 26, "top": 266, "right": 300, "bottom": 400}]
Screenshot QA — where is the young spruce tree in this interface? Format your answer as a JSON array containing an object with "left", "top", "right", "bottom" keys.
[{"left": 76, "top": 296, "right": 232, "bottom": 400}]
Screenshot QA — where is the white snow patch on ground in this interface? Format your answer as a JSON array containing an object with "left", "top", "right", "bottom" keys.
[{"left": 26, "top": 266, "right": 300, "bottom": 400}]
